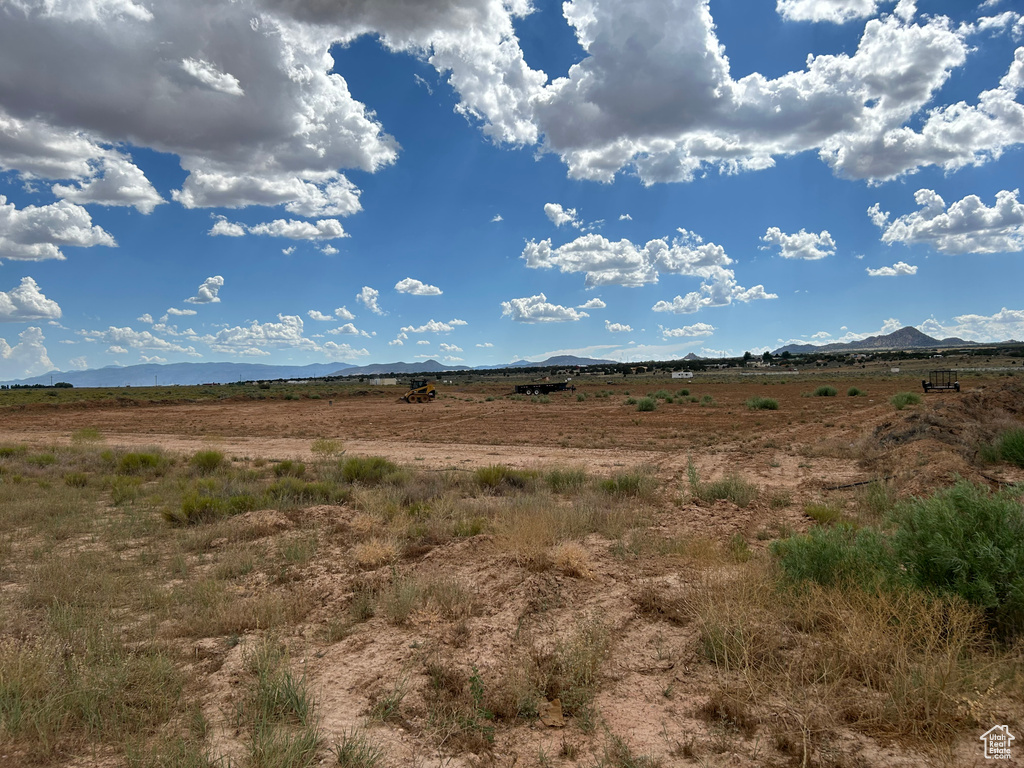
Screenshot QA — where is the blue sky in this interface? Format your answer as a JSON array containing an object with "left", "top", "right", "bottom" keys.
[{"left": 1, "top": 0, "right": 1023, "bottom": 377}]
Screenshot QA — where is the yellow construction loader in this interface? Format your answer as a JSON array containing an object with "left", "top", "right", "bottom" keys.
[{"left": 399, "top": 378, "right": 436, "bottom": 403}]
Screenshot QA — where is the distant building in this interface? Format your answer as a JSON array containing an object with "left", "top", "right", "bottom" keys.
[
  {"left": 671, "top": 371, "right": 694, "bottom": 379},
  {"left": 370, "top": 377, "right": 398, "bottom": 386}
]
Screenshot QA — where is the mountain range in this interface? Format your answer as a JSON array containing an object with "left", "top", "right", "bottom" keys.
[
  {"left": 1, "top": 355, "right": 615, "bottom": 388},
  {"left": 773, "top": 326, "right": 980, "bottom": 355}
]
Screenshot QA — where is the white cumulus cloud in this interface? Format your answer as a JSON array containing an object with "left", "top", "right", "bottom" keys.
[
  {"left": 544, "top": 202, "right": 579, "bottom": 228},
  {"left": 395, "top": 277, "right": 442, "bottom": 296},
  {"left": 866, "top": 261, "right": 918, "bottom": 276},
  {"left": 604, "top": 321, "right": 632, "bottom": 333},
  {"left": 870, "top": 188, "right": 1024, "bottom": 254},
  {"left": 210, "top": 217, "right": 348, "bottom": 240},
  {"left": 0, "top": 326, "right": 53, "bottom": 379},
  {"left": 307, "top": 310, "right": 334, "bottom": 321},
  {"left": 776, "top": 0, "right": 878, "bottom": 24},
  {"left": 579, "top": 298, "right": 607, "bottom": 309},
  {"left": 357, "top": 286, "right": 383, "bottom": 315},
  {"left": 660, "top": 323, "right": 716, "bottom": 338},
  {"left": 761, "top": 228, "right": 837, "bottom": 260},
  {"left": 335, "top": 306, "right": 355, "bottom": 320},
  {"left": 918, "top": 307, "right": 1024, "bottom": 342},
  {"left": 184, "top": 276, "right": 224, "bottom": 305},
  {"left": 501, "top": 294, "right": 589, "bottom": 323},
  {"left": 0, "top": 277, "right": 62, "bottom": 322},
  {"left": 0, "top": 196, "right": 115, "bottom": 261}
]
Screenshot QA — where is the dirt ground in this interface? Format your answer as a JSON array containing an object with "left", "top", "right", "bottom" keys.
[{"left": 3, "top": 372, "right": 1023, "bottom": 767}]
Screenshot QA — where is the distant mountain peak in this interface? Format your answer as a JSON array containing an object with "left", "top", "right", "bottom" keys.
[{"left": 773, "top": 325, "right": 980, "bottom": 355}]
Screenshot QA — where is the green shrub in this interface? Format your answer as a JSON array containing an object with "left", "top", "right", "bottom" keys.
[
  {"left": 63, "top": 472, "right": 89, "bottom": 488},
  {"left": 891, "top": 482, "right": 1024, "bottom": 637},
  {"left": 624, "top": 397, "right": 638, "bottom": 406},
  {"left": 804, "top": 503, "right": 842, "bottom": 525},
  {"left": 996, "top": 428, "right": 1024, "bottom": 468},
  {"left": 474, "top": 465, "right": 537, "bottom": 492},
  {"left": 772, "top": 524, "right": 896, "bottom": 590},
  {"left": 545, "top": 467, "right": 589, "bottom": 493},
  {"left": 700, "top": 395, "right": 715, "bottom": 406},
  {"left": 636, "top": 397, "right": 657, "bottom": 412},
  {"left": 813, "top": 386, "right": 837, "bottom": 397},
  {"left": 687, "top": 459, "right": 757, "bottom": 507},
  {"left": 118, "top": 451, "right": 166, "bottom": 475},
  {"left": 676, "top": 389, "right": 689, "bottom": 397},
  {"left": 890, "top": 391, "right": 922, "bottom": 410},
  {"left": 847, "top": 387, "right": 863, "bottom": 397},
  {"left": 27, "top": 452, "right": 57, "bottom": 467},
  {"left": 652, "top": 390, "right": 672, "bottom": 400},
  {"left": 774, "top": 481, "right": 1024, "bottom": 637},
  {"left": 273, "top": 460, "right": 306, "bottom": 478},
  {"left": 165, "top": 493, "right": 228, "bottom": 525},
  {"left": 341, "top": 456, "right": 400, "bottom": 485},
  {"left": 189, "top": 450, "right": 224, "bottom": 474},
  {"left": 745, "top": 397, "right": 778, "bottom": 410},
  {"left": 600, "top": 469, "right": 656, "bottom": 498}
]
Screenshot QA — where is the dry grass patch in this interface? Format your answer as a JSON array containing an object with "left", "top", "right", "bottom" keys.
[{"left": 552, "top": 541, "right": 594, "bottom": 578}]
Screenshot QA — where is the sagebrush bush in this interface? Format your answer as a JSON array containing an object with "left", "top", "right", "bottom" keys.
[
  {"left": 890, "top": 391, "right": 921, "bottom": 410},
  {"left": 774, "top": 481, "right": 1024, "bottom": 636},
  {"left": 746, "top": 396, "right": 778, "bottom": 410},
  {"left": 599, "top": 469, "right": 656, "bottom": 498},
  {"left": 340, "top": 456, "right": 399, "bottom": 485},
  {"left": 996, "top": 428, "right": 1024, "bottom": 468},
  {"left": 847, "top": 386, "right": 863, "bottom": 397},
  {"left": 118, "top": 451, "right": 166, "bottom": 475},
  {"left": 272, "top": 459, "right": 305, "bottom": 478},
  {"left": 474, "top": 465, "right": 537, "bottom": 492},
  {"left": 189, "top": 450, "right": 224, "bottom": 474},
  {"left": 813, "top": 386, "right": 837, "bottom": 397},
  {"left": 687, "top": 459, "right": 757, "bottom": 507},
  {"left": 636, "top": 397, "right": 657, "bottom": 412}
]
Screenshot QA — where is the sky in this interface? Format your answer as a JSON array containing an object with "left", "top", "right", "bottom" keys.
[{"left": 1, "top": 0, "right": 1023, "bottom": 379}]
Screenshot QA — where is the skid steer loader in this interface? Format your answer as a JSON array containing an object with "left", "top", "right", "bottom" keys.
[{"left": 399, "top": 378, "right": 436, "bottom": 403}]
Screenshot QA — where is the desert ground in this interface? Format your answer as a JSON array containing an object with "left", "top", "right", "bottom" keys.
[{"left": 1, "top": 368, "right": 1022, "bottom": 768}]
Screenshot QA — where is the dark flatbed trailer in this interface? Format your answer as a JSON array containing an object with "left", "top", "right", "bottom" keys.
[
  {"left": 922, "top": 369, "right": 960, "bottom": 392},
  {"left": 513, "top": 382, "right": 575, "bottom": 396}
]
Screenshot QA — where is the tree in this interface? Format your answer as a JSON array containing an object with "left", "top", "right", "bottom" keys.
[
  {"left": 762, "top": 351, "right": 773, "bottom": 363},
  {"left": 743, "top": 351, "right": 753, "bottom": 362}
]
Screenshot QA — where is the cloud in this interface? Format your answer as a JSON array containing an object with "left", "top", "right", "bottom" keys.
[
  {"left": 197, "top": 314, "right": 315, "bottom": 355},
  {"left": 0, "top": 196, "right": 116, "bottom": 261},
  {"left": 166, "top": 307, "right": 198, "bottom": 316},
  {"left": 476, "top": 342, "right": 494, "bottom": 348},
  {"left": 439, "top": 343, "right": 463, "bottom": 353},
  {"left": 395, "top": 277, "right": 443, "bottom": 296},
  {"left": 51, "top": 153, "right": 165, "bottom": 213},
  {"left": 320, "top": 244, "right": 338, "bottom": 255},
  {"left": 660, "top": 323, "right": 716, "bottom": 338},
  {"left": 761, "top": 228, "right": 837, "bottom": 260},
  {"left": 501, "top": 293, "right": 589, "bottom": 323},
  {"left": 140, "top": 355, "right": 168, "bottom": 364},
  {"left": 180, "top": 57, "right": 245, "bottom": 97},
  {"left": 544, "top": 202, "right": 579, "bottom": 228},
  {"left": 870, "top": 188, "right": 1024, "bottom": 254},
  {"left": 491, "top": 214, "right": 503, "bottom": 222},
  {"left": 321, "top": 341, "right": 370, "bottom": 360},
  {"left": 210, "top": 216, "right": 348, "bottom": 240},
  {"left": 307, "top": 310, "right": 334, "bottom": 321},
  {"left": 416, "top": 340, "right": 431, "bottom": 346},
  {"left": 184, "top": 276, "right": 224, "bottom": 304},
  {"left": 0, "top": 277, "right": 62, "bottom": 322},
  {"left": 69, "top": 356, "right": 88, "bottom": 370},
  {"left": 137, "top": 314, "right": 153, "bottom": 324},
  {"left": 357, "top": 286, "right": 383, "bottom": 315},
  {"left": 0, "top": 2, "right": 400, "bottom": 217},
  {"left": 579, "top": 298, "right": 607, "bottom": 309},
  {"left": 399, "top": 319, "right": 467, "bottom": 334},
  {"left": 107, "top": 345, "right": 129, "bottom": 355},
  {"left": 81, "top": 326, "right": 201, "bottom": 357},
  {"left": 866, "top": 261, "right": 918, "bottom": 276},
  {"left": 776, "top": 0, "right": 879, "bottom": 24},
  {"left": 523, "top": 229, "right": 773, "bottom": 312},
  {"left": 327, "top": 323, "right": 371, "bottom": 338},
  {"left": 918, "top": 307, "right": 1024, "bottom": 342},
  {"left": 619, "top": 213, "right": 632, "bottom": 221},
  {"left": 0, "top": 326, "right": 54, "bottom": 379},
  {"left": 604, "top": 321, "right": 632, "bottom": 333},
  {"left": 388, "top": 338, "right": 403, "bottom": 346},
  {"left": 335, "top": 306, "right": 355, "bottom": 320}
]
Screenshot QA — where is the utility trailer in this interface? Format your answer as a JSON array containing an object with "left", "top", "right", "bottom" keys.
[
  {"left": 922, "top": 369, "right": 960, "bottom": 393},
  {"left": 513, "top": 381, "right": 575, "bottom": 396}
]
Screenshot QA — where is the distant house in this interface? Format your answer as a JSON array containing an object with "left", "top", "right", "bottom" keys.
[
  {"left": 671, "top": 371, "right": 694, "bottom": 379},
  {"left": 370, "top": 377, "right": 398, "bottom": 386}
]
